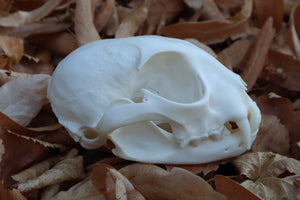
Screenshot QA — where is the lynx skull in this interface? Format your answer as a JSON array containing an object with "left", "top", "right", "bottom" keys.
[{"left": 47, "top": 35, "right": 261, "bottom": 164}]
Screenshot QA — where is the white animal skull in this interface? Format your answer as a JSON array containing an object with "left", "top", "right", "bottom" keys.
[{"left": 47, "top": 35, "right": 261, "bottom": 164}]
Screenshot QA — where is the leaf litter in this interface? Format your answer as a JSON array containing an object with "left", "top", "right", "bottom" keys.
[{"left": 0, "top": 0, "right": 300, "bottom": 199}]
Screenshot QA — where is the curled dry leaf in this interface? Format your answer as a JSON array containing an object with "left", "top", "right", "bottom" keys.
[
  {"left": 233, "top": 152, "right": 300, "bottom": 200},
  {"left": 0, "top": 0, "right": 63, "bottom": 27},
  {"left": 202, "top": 0, "right": 227, "bottom": 21},
  {"left": 217, "top": 39, "right": 250, "bottom": 70},
  {"left": 27, "top": 32, "right": 77, "bottom": 56},
  {"left": 50, "top": 178, "right": 105, "bottom": 200},
  {"left": 288, "top": 1, "right": 300, "bottom": 58},
  {"left": 11, "top": 155, "right": 62, "bottom": 183},
  {"left": 240, "top": 17, "right": 275, "bottom": 91},
  {"left": 75, "top": 0, "right": 100, "bottom": 46},
  {"left": 0, "top": 127, "right": 52, "bottom": 186},
  {"left": 254, "top": 0, "right": 284, "bottom": 31},
  {"left": 215, "top": 175, "right": 261, "bottom": 200},
  {"left": 0, "top": 21, "right": 72, "bottom": 38},
  {"left": 256, "top": 95, "right": 300, "bottom": 159},
  {"left": 115, "top": 0, "right": 150, "bottom": 38},
  {"left": 0, "top": 74, "right": 50, "bottom": 126},
  {"left": 159, "top": 0, "right": 253, "bottom": 44},
  {"left": 17, "top": 155, "right": 85, "bottom": 193},
  {"left": 119, "top": 163, "right": 226, "bottom": 200},
  {"left": 94, "top": 0, "right": 115, "bottom": 32},
  {"left": 0, "top": 182, "right": 27, "bottom": 200},
  {"left": 91, "top": 164, "right": 145, "bottom": 200},
  {"left": 165, "top": 161, "right": 220, "bottom": 175},
  {"left": 142, "top": 0, "right": 184, "bottom": 35},
  {"left": 0, "top": 35, "right": 23, "bottom": 64},
  {"left": 13, "top": 55, "right": 54, "bottom": 75},
  {"left": 251, "top": 114, "right": 290, "bottom": 155},
  {"left": 263, "top": 50, "right": 300, "bottom": 91}
]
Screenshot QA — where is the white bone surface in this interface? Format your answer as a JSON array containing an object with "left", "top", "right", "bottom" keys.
[{"left": 47, "top": 35, "right": 261, "bottom": 164}]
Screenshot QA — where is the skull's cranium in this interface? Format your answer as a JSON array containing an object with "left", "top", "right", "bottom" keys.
[{"left": 47, "top": 35, "right": 261, "bottom": 164}]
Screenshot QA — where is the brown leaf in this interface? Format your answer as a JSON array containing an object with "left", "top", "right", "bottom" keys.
[
  {"left": 11, "top": 155, "right": 62, "bottom": 183},
  {"left": 0, "top": 182, "right": 27, "bottom": 200},
  {"left": 202, "top": 0, "right": 227, "bottom": 21},
  {"left": 233, "top": 152, "right": 300, "bottom": 200},
  {"left": 263, "top": 50, "right": 300, "bottom": 91},
  {"left": 27, "top": 32, "right": 77, "bottom": 56},
  {"left": 13, "top": 55, "right": 54, "bottom": 75},
  {"left": 159, "top": 0, "right": 253, "bottom": 44},
  {"left": 0, "top": 127, "right": 51, "bottom": 186},
  {"left": 50, "top": 178, "right": 105, "bottom": 200},
  {"left": 240, "top": 17, "right": 275, "bottom": 91},
  {"left": 288, "top": 1, "right": 300, "bottom": 58},
  {"left": 0, "top": 0, "right": 63, "bottom": 27},
  {"left": 217, "top": 39, "right": 250, "bottom": 70},
  {"left": 0, "top": 112, "right": 44, "bottom": 138},
  {"left": 254, "top": 0, "right": 284, "bottom": 31},
  {"left": 119, "top": 163, "right": 226, "bottom": 200},
  {"left": 115, "top": 0, "right": 150, "bottom": 38},
  {"left": 215, "top": 175, "right": 261, "bottom": 200},
  {"left": 0, "top": 35, "right": 23, "bottom": 64},
  {"left": 256, "top": 95, "right": 300, "bottom": 159},
  {"left": 74, "top": 0, "right": 100, "bottom": 46},
  {"left": 165, "top": 161, "right": 220, "bottom": 175},
  {"left": 142, "top": 0, "right": 184, "bottom": 35},
  {"left": 251, "top": 114, "right": 289, "bottom": 155},
  {"left": 17, "top": 154, "right": 85, "bottom": 193},
  {"left": 0, "top": 74, "right": 50, "bottom": 126},
  {"left": 94, "top": 0, "right": 115, "bottom": 32},
  {"left": 91, "top": 164, "right": 145, "bottom": 200},
  {"left": 0, "top": 21, "right": 72, "bottom": 38}
]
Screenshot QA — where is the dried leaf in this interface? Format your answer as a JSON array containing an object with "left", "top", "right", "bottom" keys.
[
  {"left": 165, "top": 161, "right": 220, "bottom": 175},
  {"left": 159, "top": 0, "right": 253, "bottom": 44},
  {"left": 0, "top": 0, "right": 63, "bottom": 27},
  {"left": 91, "top": 164, "right": 145, "bottom": 200},
  {"left": 202, "top": 0, "right": 227, "bottom": 21},
  {"left": 288, "top": 2, "right": 300, "bottom": 58},
  {"left": 240, "top": 17, "right": 275, "bottom": 91},
  {"left": 256, "top": 95, "right": 300, "bottom": 159},
  {"left": 252, "top": 114, "right": 289, "bottom": 155},
  {"left": 17, "top": 155, "right": 85, "bottom": 193},
  {"left": 94, "top": 0, "right": 115, "bottom": 32},
  {"left": 27, "top": 32, "right": 77, "bottom": 56},
  {"left": 13, "top": 55, "right": 54, "bottom": 75},
  {"left": 0, "top": 74, "right": 50, "bottom": 126},
  {"left": 0, "top": 127, "right": 51, "bottom": 186},
  {"left": 233, "top": 152, "right": 300, "bottom": 200},
  {"left": 142, "top": 0, "right": 184, "bottom": 35},
  {"left": 254, "top": 0, "right": 284, "bottom": 31},
  {"left": 263, "top": 50, "right": 300, "bottom": 91},
  {"left": 0, "top": 69, "right": 30, "bottom": 86},
  {"left": 119, "top": 163, "right": 226, "bottom": 200},
  {"left": 50, "top": 178, "right": 105, "bottom": 200},
  {"left": 0, "top": 182, "right": 27, "bottom": 200},
  {"left": 0, "top": 21, "right": 72, "bottom": 38},
  {"left": 0, "top": 112, "right": 44, "bottom": 138},
  {"left": 115, "top": 1, "right": 150, "bottom": 38},
  {"left": 75, "top": 0, "right": 100, "bottom": 46},
  {"left": 215, "top": 175, "right": 261, "bottom": 200},
  {"left": 0, "top": 35, "right": 23, "bottom": 64},
  {"left": 12, "top": 155, "right": 62, "bottom": 183},
  {"left": 217, "top": 39, "right": 250, "bottom": 70},
  {"left": 185, "top": 38, "right": 217, "bottom": 57}
]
